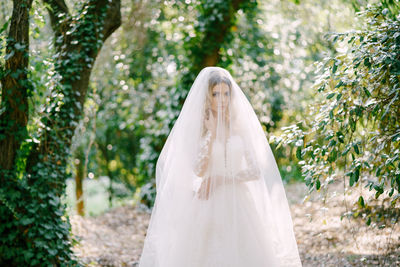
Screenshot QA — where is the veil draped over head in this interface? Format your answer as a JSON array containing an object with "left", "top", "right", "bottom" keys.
[{"left": 139, "top": 67, "right": 302, "bottom": 267}]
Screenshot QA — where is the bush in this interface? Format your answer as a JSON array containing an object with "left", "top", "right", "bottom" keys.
[{"left": 276, "top": 5, "right": 400, "bottom": 226}]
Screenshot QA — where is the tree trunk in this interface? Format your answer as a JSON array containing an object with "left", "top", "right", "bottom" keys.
[
  {"left": 177, "top": 0, "right": 248, "bottom": 108},
  {"left": 179, "top": 0, "right": 248, "bottom": 97},
  {"left": 108, "top": 173, "right": 114, "bottom": 208},
  {"left": 0, "top": 0, "right": 121, "bottom": 264},
  {"left": 98, "top": 141, "right": 115, "bottom": 208},
  {"left": 199, "top": 0, "right": 246, "bottom": 68},
  {"left": 194, "top": 0, "right": 247, "bottom": 74},
  {"left": 0, "top": 0, "right": 33, "bottom": 171},
  {"left": 25, "top": 0, "right": 121, "bottom": 183},
  {"left": 75, "top": 157, "right": 85, "bottom": 216}
]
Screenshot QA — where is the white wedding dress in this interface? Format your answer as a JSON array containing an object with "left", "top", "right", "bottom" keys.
[
  {"left": 138, "top": 66, "right": 302, "bottom": 267},
  {"left": 180, "top": 134, "right": 281, "bottom": 267}
]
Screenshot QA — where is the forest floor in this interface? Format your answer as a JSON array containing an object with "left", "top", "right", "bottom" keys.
[{"left": 70, "top": 180, "right": 400, "bottom": 267}]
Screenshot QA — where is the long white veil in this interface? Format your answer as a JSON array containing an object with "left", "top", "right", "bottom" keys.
[{"left": 139, "top": 67, "right": 302, "bottom": 267}]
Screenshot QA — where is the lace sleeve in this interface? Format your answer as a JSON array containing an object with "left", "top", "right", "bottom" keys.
[
  {"left": 193, "top": 130, "right": 212, "bottom": 177},
  {"left": 233, "top": 143, "right": 261, "bottom": 182},
  {"left": 192, "top": 130, "right": 212, "bottom": 193}
]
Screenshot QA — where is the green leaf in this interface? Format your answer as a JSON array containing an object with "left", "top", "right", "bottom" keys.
[
  {"left": 0, "top": 21, "right": 9, "bottom": 34},
  {"left": 354, "top": 168, "right": 360, "bottom": 182},
  {"left": 23, "top": 251, "right": 34, "bottom": 261},
  {"left": 335, "top": 80, "right": 344, "bottom": 88},
  {"left": 327, "top": 93, "right": 335, "bottom": 99},
  {"left": 48, "top": 249, "right": 57, "bottom": 256},
  {"left": 349, "top": 173, "right": 355, "bottom": 186},
  {"left": 336, "top": 131, "right": 344, "bottom": 143},
  {"left": 376, "top": 166, "right": 381, "bottom": 176},
  {"left": 392, "top": 132, "right": 400, "bottom": 142},
  {"left": 328, "top": 139, "right": 336, "bottom": 147},
  {"left": 353, "top": 144, "right": 360, "bottom": 154},
  {"left": 341, "top": 145, "right": 351, "bottom": 156},
  {"left": 358, "top": 196, "right": 365, "bottom": 207},
  {"left": 349, "top": 117, "right": 356, "bottom": 132},
  {"left": 55, "top": 231, "right": 63, "bottom": 239},
  {"left": 296, "top": 146, "right": 302, "bottom": 160},
  {"left": 4, "top": 50, "right": 15, "bottom": 60},
  {"left": 332, "top": 61, "right": 338, "bottom": 74},
  {"left": 20, "top": 217, "right": 34, "bottom": 225},
  {"left": 15, "top": 43, "right": 26, "bottom": 51},
  {"left": 363, "top": 87, "right": 371, "bottom": 97},
  {"left": 389, "top": 187, "right": 394, "bottom": 197},
  {"left": 328, "top": 149, "right": 337, "bottom": 162},
  {"left": 364, "top": 57, "right": 371, "bottom": 68}
]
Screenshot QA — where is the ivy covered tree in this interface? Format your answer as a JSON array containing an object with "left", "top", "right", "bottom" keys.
[
  {"left": 0, "top": 0, "right": 121, "bottom": 265},
  {"left": 276, "top": 4, "right": 400, "bottom": 227}
]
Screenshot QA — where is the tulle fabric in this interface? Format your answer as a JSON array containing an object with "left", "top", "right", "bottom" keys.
[{"left": 138, "top": 67, "right": 302, "bottom": 267}]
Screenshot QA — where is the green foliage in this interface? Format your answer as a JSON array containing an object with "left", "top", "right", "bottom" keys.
[
  {"left": 255, "top": 0, "right": 358, "bottom": 180},
  {"left": 0, "top": 169, "right": 79, "bottom": 266},
  {"left": 127, "top": 0, "right": 260, "bottom": 207},
  {"left": 277, "top": 5, "right": 400, "bottom": 226},
  {"left": 119, "top": 0, "right": 357, "bottom": 201},
  {"left": 229, "top": 1, "right": 284, "bottom": 131},
  {"left": 58, "top": 0, "right": 362, "bottom": 210},
  {"left": 84, "top": 0, "right": 185, "bottom": 208},
  {"left": 0, "top": 0, "right": 120, "bottom": 265},
  {"left": 71, "top": 85, "right": 141, "bottom": 196}
]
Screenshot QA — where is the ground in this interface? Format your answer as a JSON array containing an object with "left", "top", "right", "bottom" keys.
[{"left": 70, "top": 180, "right": 400, "bottom": 266}]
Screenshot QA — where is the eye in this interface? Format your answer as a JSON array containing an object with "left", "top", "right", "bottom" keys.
[
  {"left": 212, "top": 92, "right": 218, "bottom": 97},
  {"left": 224, "top": 92, "right": 230, "bottom": 96}
]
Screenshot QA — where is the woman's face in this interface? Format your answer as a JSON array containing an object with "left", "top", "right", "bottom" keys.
[{"left": 210, "top": 82, "right": 230, "bottom": 112}]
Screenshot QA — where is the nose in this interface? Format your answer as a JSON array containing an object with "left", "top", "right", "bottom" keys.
[{"left": 222, "top": 95, "right": 228, "bottom": 104}]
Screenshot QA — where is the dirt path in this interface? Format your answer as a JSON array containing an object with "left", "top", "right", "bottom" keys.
[
  {"left": 70, "top": 181, "right": 400, "bottom": 266},
  {"left": 287, "top": 181, "right": 399, "bottom": 267}
]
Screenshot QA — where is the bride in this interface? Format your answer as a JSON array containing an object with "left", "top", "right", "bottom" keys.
[{"left": 138, "top": 67, "right": 302, "bottom": 267}]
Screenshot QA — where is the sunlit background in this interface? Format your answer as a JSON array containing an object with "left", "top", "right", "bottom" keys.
[
  {"left": 32, "top": 0, "right": 360, "bottom": 216},
  {"left": 1, "top": 0, "right": 399, "bottom": 265}
]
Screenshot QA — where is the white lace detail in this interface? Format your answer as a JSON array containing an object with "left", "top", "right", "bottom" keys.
[
  {"left": 193, "top": 130, "right": 212, "bottom": 177},
  {"left": 233, "top": 143, "right": 261, "bottom": 182}
]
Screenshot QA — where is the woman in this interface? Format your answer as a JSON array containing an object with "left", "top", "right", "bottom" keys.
[{"left": 138, "top": 67, "right": 302, "bottom": 267}]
